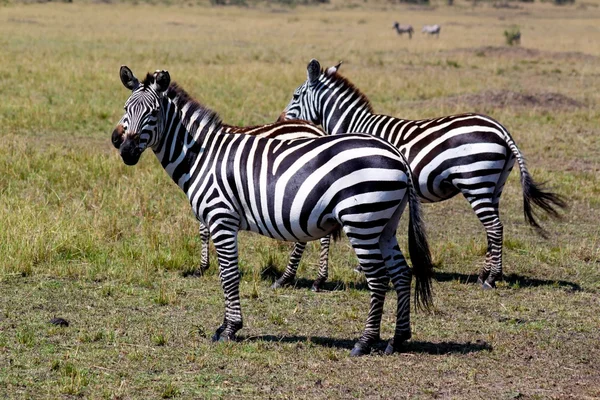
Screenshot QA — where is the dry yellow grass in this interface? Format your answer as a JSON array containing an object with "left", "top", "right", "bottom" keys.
[{"left": 0, "top": 1, "right": 599, "bottom": 398}]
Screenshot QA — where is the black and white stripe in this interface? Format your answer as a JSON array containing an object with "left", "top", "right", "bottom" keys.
[
  {"left": 112, "top": 66, "right": 434, "bottom": 355},
  {"left": 193, "top": 120, "right": 333, "bottom": 292},
  {"left": 281, "top": 59, "right": 566, "bottom": 289}
]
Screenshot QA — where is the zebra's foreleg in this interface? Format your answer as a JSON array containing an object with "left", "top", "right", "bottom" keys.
[
  {"left": 194, "top": 222, "right": 211, "bottom": 276},
  {"left": 271, "top": 242, "right": 308, "bottom": 289},
  {"left": 210, "top": 228, "right": 243, "bottom": 342},
  {"left": 312, "top": 235, "right": 331, "bottom": 292}
]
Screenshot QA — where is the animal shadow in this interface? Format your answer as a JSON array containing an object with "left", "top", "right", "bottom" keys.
[
  {"left": 240, "top": 334, "right": 492, "bottom": 355},
  {"left": 434, "top": 271, "right": 581, "bottom": 291}
]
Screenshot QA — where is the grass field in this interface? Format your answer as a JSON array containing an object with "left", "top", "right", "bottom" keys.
[{"left": 1, "top": 0, "right": 599, "bottom": 398}]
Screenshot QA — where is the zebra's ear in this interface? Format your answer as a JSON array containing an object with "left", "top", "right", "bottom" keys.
[
  {"left": 307, "top": 59, "right": 321, "bottom": 85},
  {"left": 154, "top": 70, "right": 171, "bottom": 93},
  {"left": 120, "top": 66, "right": 139, "bottom": 91},
  {"left": 326, "top": 61, "right": 343, "bottom": 76}
]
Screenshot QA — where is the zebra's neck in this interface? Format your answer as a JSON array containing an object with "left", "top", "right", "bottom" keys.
[
  {"left": 152, "top": 83, "right": 224, "bottom": 191},
  {"left": 318, "top": 74, "right": 374, "bottom": 135}
]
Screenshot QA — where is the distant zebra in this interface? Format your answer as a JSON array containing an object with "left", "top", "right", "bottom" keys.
[
  {"left": 112, "top": 66, "right": 434, "bottom": 356},
  {"left": 279, "top": 59, "right": 567, "bottom": 289},
  {"left": 393, "top": 22, "right": 414, "bottom": 39},
  {"left": 422, "top": 24, "right": 441, "bottom": 37},
  {"left": 194, "top": 120, "right": 334, "bottom": 292}
]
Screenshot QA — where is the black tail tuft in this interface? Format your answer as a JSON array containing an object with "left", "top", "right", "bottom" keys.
[
  {"left": 406, "top": 170, "right": 434, "bottom": 311},
  {"left": 522, "top": 173, "right": 568, "bottom": 238},
  {"left": 331, "top": 226, "right": 342, "bottom": 242}
]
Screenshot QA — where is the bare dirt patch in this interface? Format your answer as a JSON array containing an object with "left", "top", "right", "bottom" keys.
[{"left": 416, "top": 89, "right": 585, "bottom": 111}]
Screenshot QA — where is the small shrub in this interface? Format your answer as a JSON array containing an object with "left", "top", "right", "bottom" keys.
[
  {"left": 161, "top": 382, "right": 180, "bottom": 398},
  {"left": 504, "top": 26, "right": 521, "bottom": 46},
  {"left": 152, "top": 333, "right": 167, "bottom": 346}
]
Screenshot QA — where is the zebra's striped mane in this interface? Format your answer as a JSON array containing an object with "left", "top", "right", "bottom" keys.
[
  {"left": 141, "top": 73, "right": 155, "bottom": 88},
  {"left": 166, "top": 82, "right": 223, "bottom": 133},
  {"left": 324, "top": 70, "right": 374, "bottom": 114}
]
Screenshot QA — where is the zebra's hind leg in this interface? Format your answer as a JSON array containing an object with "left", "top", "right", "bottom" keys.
[
  {"left": 271, "top": 242, "right": 308, "bottom": 289},
  {"left": 210, "top": 228, "right": 243, "bottom": 342},
  {"left": 349, "top": 262, "right": 389, "bottom": 356},
  {"left": 464, "top": 194, "right": 503, "bottom": 289},
  {"left": 464, "top": 156, "right": 513, "bottom": 289},
  {"left": 378, "top": 195, "right": 412, "bottom": 355},
  {"left": 345, "top": 230, "right": 389, "bottom": 356},
  {"left": 193, "top": 222, "right": 211, "bottom": 276},
  {"left": 480, "top": 216, "right": 503, "bottom": 289},
  {"left": 381, "top": 238, "right": 413, "bottom": 355}
]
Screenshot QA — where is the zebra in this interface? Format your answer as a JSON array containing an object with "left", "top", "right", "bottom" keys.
[
  {"left": 393, "top": 22, "right": 414, "bottom": 39},
  {"left": 279, "top": 59, "right": 567, "bottom": 290},
  {"left": 193, "top": 120, "right": 335, "bottom": 292},
  {"left": 422, "top": 24, "right": 441, "bottom": 37},
  {"left": 111, "top": 66, "right": 434, "bottom": 356}
]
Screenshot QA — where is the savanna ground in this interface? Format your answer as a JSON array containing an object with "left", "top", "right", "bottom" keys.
[{"left": 1, "top": 0, "right": 599, "bottom": 398}]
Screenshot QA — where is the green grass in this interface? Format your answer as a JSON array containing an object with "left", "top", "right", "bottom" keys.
[{"left": 1, "top": 1, "right": 600, "bottom": 398}]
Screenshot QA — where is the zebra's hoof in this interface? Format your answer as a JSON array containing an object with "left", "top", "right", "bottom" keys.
[
  {"left": 192, "top": 268, "right": 205, "bottom": 277},
  {"left": 271, "top": 280, "right": 286, "bottom": 290},
  {"left": 217, "top": 333, "right": 236, "bottom": 342},
  {"left": 384, "top": 336, "right": 407, "bottom": 355},
  {"left": 212, "top": 330, "right": 236, "bottom": 343},
  {"left": 481, "top": 281, "right": 496, "bottom": 290},
  {"left": 211, "top": 324, "right": 226, "bottom": 342},
  {"left": 350, "top": 342, "right": 371, "bottom": 357},
  {"left": 384, "top": 341, "right": 397, "bottom": 355},
  {"left": 311, "top": 277, "right": 326, "bottom": 292},
  {"left": 271, "top": 276, "right": 293, "bottom": 290}
]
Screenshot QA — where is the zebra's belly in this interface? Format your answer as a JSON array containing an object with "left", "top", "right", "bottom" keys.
[{"left": 241, "top": 216, "right": 338, "bottom": 243}]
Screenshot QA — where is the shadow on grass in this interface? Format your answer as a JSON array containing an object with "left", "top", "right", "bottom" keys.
[
  {"left": 289, "top": 277, "right": 369, "bottom": 292},
  {"left": 264, "top": 272, "right": 581, "bottom": 293},
  {"left": 240, "top": 334, "right": 492, "bottom": 354},
  {"left": 434, "top": 271, "right": 582, "bottom": 291}
]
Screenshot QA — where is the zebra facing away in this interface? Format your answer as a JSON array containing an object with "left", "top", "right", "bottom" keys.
[
  {"left": 422, "top": 24, "right": 441, "bottom": 37},
  {"left": 393, "top": 22, "right": 414, "bottom": 39},
  {"left": 279, "top": 59, "right": 567, "bottom": 289},
  {"left": 112, "top": 66, "right": 434, "bottom": 356},
  {"left": 194, "top": 120, "right": 335, "bottom": 293}
]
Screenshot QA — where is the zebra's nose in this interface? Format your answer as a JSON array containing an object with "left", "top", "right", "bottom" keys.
[{"left": 112, "top": 125, "right": 125, "bottom": 149}]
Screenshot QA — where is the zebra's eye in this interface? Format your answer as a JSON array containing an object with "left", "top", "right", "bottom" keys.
[
  {"left": 293, "top": 94, "right": 300, "bottom": 100},
  {"left": 151, "top": 110, "right": 158, "bottom": 117}
]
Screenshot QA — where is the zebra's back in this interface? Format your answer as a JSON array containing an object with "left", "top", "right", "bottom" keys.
[{"left": 190, "top": 133, "right": 409, "bottom": 243}]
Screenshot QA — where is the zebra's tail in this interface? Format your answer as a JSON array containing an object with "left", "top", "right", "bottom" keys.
[
  {"left": 331, "top": 226, "right": 342, "bottom": 242},
  {"left": 508, "top": 140, "right": 568, "bottom": 238},
  {"left": 406, "top": 166, "right": 434, "bottom": 311}
]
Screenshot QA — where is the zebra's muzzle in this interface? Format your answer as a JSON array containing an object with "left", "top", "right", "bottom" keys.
[{"left": 119, "top": 137, "right": 142, "bottom": 166}]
